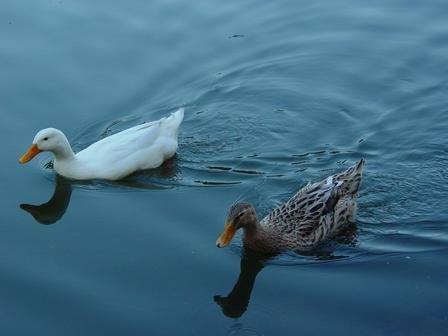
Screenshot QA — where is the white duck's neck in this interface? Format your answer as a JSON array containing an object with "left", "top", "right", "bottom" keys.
[{"left": 52, "top": 136, "right": 76, "bottom": 162}]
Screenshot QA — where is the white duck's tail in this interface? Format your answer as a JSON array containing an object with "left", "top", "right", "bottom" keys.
[{"left": 162, "top": 108, "right": 184, "bottom": 137}]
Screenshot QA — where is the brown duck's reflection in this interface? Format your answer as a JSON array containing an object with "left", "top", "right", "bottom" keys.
[
  {"left": 214, "top": 249, "right": 267, "bottom": 318},
  {"left": 214, "top": 224, "right": 358, "bottom": 319},
  {"left": 20, "top": 176, "right": 72, "bottom": 225}
]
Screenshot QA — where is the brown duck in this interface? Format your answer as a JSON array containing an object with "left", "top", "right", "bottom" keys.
[{"left": 216, "top": 159, "right": 364, "bottom": 253}]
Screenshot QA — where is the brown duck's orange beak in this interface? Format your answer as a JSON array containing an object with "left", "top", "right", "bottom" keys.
[
  {"left": 216, "top": 221, "right": 237, "bottom": 248},
  {"left": 19, "top": 144, "right": 42, "bottom": 164}
]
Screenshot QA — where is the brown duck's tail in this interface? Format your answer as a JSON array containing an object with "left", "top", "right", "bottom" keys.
[{"left": 334, "top": 159, "right": 365, "bottom": 196}]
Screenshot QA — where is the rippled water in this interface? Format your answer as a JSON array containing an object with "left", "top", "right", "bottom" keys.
[{"left": 1, "top": 0, "right": 448, "bottom": 335}]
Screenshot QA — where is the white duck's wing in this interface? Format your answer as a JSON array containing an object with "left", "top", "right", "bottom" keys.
[
  {"left": 74, "top": 109, "right": 183, "bottom": 178},
  {"left": 97, "top": 107, "right": 183, "bottom": 145},
  {"left": 76, "top": 122, "right": 162, "bottom": 160}
]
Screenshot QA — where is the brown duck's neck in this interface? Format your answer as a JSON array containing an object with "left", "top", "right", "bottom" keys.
[{"left": 242, "top": 219, "right": 273, "bottom": 250}]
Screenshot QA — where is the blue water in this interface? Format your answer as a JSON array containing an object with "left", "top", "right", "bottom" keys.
[{"left": 1, "top": 0, "right": 448, "bottom": 335}]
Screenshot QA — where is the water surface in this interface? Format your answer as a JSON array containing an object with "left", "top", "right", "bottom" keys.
[{"left": 1, "top": 0, "right": 447, "bottom": 335}]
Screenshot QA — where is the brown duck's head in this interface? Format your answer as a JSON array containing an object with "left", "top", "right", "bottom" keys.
[{"left": 216, "top": 202, "right": 257, "bottom": 248}]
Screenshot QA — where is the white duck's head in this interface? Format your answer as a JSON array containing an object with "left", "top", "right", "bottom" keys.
[{"left": 19, "top": 128, "right": 73, "bottom": 163}]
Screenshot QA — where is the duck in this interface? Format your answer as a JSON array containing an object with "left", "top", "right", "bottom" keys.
[
  {"left": 216, "top": 159, "right": 364, "bottom": 253},
  {"left": 18, "top": 108, "right": 184, "bottom": 180}
]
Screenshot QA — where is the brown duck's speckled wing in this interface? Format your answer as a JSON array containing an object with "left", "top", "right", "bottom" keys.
[
  {"left": 261, "top": 179, "right": 338, "bottom": 236},
  {"left": 332, "top": 158, "right": 364, "bottom": 195},
  {"left": 260, "top": 159, "right": 364, "bottom": 237}
]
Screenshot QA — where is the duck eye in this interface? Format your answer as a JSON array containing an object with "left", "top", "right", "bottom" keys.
[{"left": 43, "top": 137, "right": 49, "bottom": 141}]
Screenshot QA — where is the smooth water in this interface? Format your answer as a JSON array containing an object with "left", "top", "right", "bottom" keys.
[{"left": 1, "top": 0, "right": 448, "bottom": 335}]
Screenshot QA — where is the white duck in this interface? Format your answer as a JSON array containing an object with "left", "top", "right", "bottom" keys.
[{"left": 19, "top": 108, "right": 184, "bottom": 180}]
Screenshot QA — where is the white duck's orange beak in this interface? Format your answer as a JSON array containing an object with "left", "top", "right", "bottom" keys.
[
  {"left": 216, "top": 221, "right": 237, "bottom": 248},
  {"left": 19, "top": 144, "right": 42, "bottom": 164}
]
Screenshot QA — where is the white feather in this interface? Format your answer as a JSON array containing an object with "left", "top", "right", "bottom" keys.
[{"left": 24, "top": 109, "right": 184, "bottom": 180}]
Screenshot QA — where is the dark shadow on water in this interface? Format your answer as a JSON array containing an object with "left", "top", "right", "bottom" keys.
[
  {"left": 214, "top": 224, "right": 358, "bottom": 319},
  {"left": 20, "top": 175, "right": 72, "bottom": 225},
  {"left": 214, "top": 249, "right": 268, "bottom": 319},
  {"left": 20, "top": 158, "right": 179, "bottom": 225}
]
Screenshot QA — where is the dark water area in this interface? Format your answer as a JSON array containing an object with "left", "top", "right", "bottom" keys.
[{"left": 1, "top": 0, "right": 448, "bottom": 335}]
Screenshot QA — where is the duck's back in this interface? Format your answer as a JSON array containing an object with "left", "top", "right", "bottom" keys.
[
  {"left": 66, "top": 109, "right": 184, "bottom": 180},
  {"left": 260, "top": 159, "right": 364, "bottom": 250}
]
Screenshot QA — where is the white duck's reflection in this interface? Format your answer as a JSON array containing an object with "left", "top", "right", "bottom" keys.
[
  {"left": 214, "top": 224, "right": 358, "bottom": 319},
  {"left": 20, "top": 176, "right": 72, "bottom": 225},
  {"left": 20, "top": 157, "right": 179, "bottom": 225}
]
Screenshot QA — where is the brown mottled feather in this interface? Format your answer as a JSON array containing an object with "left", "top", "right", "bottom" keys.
[{"left": 243, "top": 159, "right": 364, "bottom": 252}]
